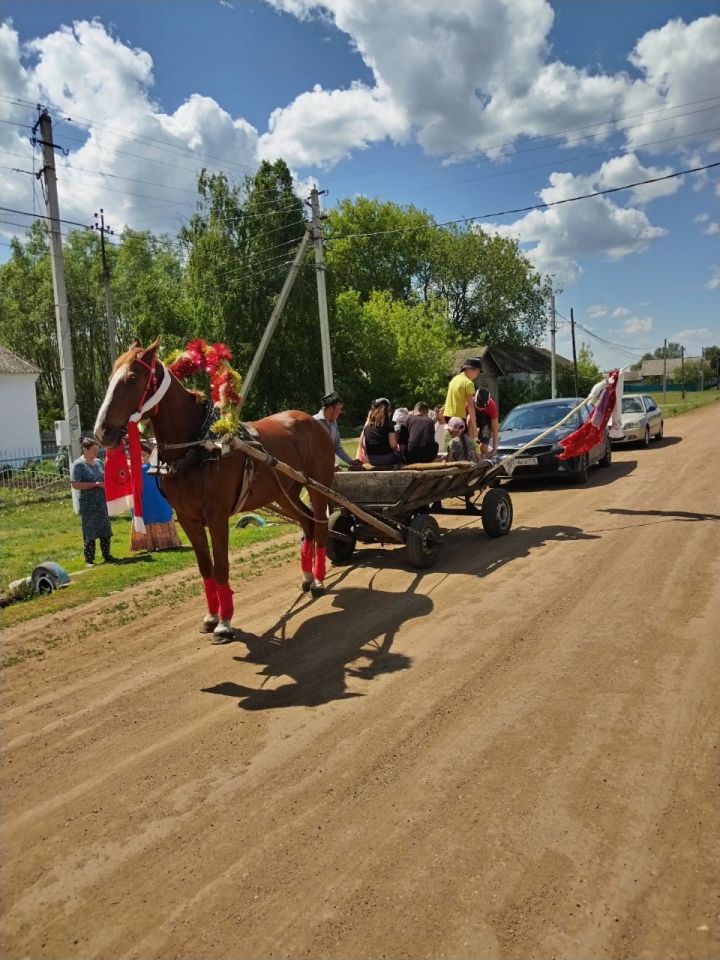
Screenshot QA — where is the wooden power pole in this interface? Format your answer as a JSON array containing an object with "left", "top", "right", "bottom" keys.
[
  {"left": 34, "top": 108, "right": 81, "bottom": 460},
  {"left": 94, "top": 208, "right": 117, "bottom": 365},
  {"left": 309, "top": 187, "right": 334, "bottom": 393}
]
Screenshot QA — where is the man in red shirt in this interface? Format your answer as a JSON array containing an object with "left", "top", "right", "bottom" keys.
[{"left": 473, "top": 387, "right": 499, "bottom": 458}]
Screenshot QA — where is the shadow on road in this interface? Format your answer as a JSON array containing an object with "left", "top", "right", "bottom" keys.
[
  {"left": 335, "top": 522, "right": 600, "bottom": 583},
  {"left": 599, "top": 507, "right": 720, "bottom": 523},
  {"left": 202, "top": 585, "right": 429, "bottom": 710}
]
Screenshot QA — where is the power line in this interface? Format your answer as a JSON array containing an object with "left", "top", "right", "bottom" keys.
[
  {"left": 325, "top": 161, "right": 720, "bottom": 244},
  {"left": 321, "top": 95, "right": 720, "bottom": 185},
  {"left": 0, "top": 205, "right": 93, "bottom": 230}
]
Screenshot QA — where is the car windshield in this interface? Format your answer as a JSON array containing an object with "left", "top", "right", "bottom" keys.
[
  {"left": 622, "top": 397, "right": 645, "bottom": 414},
  {"left": 501, "top": 402, "right": 580, "bottom": 431}
]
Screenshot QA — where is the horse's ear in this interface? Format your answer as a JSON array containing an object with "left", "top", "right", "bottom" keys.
[
  {"left": 141, "top": 338, "right": 161, "bottom": 363},
  {"left": 130, "top": 338, "right": 141, "bottom": 349}
]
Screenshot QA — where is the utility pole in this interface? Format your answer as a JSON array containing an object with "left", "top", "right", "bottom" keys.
[
  {"left": 549, "top": 291, "right": 557, "bottom": 399},
  {"left": 309, "top": 187, "right": 334, "bottom": 393},
  {"left": 570, "top": 307, "right": 579, "bottom": 398},
  {"left": 94, "top": 208, "right": 117, "bottom": 365},
  {"left": 662, "top": 337, "right": 667, "bottom": 405},
  {"left": 239, "top": 228, "right": 313, "bottom": 404},
  {"left": 34, "top": 108, "right": 81, "bottom": 461},
  {"left": 681, "top": 345, "right": 685, "bottom": 399}
]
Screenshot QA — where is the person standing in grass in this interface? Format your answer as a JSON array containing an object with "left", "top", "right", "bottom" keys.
[
  {"left": 130, "top": 441, "right": 182, "bottom": 552},
  {"left": 70, "top": 438, "right": 114, "bottom": 566}
]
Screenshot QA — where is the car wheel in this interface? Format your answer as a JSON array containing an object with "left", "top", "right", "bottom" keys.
[
  {"left": 656, "top": 420, "right": 664, "bottom": 440},
  {"left": 641, "top": 426, "right": 650, "bottom": 448},
  {"left": 570, "top": 453, "right": 589, "bottom": 484},
  {"left": 598, "top": 437, "right": 612, "bottom": 468}
]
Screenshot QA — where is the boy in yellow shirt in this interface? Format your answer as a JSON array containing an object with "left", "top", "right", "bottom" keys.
[{"left": 443, "top": 357, "right": 482, "bottom": 440}]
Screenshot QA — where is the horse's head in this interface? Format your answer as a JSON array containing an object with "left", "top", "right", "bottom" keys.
[{"left": 94, "top": 339, "right": 160, "bottom": 448}]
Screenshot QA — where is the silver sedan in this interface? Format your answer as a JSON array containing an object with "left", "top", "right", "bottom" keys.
[{"left": 613, "top": 395, "right": 664, "bottom": 446}]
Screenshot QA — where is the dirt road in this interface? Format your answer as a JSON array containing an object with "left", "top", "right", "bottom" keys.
[{"left": 2, "top": 403, "right": 718, "bottom": 960}]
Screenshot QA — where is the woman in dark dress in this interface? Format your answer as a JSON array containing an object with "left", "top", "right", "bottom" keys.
[
  {"left": 362, "top": 398, "right": 400, "bottom": 467},
  {"left": 70, "top": 438, "right": 114, "bottom": 566}
]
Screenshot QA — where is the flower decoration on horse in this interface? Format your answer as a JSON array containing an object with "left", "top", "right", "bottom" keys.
[{"left": 165, "top": 339, "right": 243, "bottom": 436}]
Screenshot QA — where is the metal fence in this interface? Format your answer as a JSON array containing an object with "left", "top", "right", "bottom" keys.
[{"left": 0, "top": 452, "right": 74, "bottom": 504}]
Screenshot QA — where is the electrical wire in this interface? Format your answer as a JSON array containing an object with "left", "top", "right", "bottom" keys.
[{"left": 325, "top": 161, "right": 720, "bottom": 244}]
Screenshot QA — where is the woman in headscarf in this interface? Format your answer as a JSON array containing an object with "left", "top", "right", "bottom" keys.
[{"left": 70, "top": 438, "right": 114, "bottom": 566}]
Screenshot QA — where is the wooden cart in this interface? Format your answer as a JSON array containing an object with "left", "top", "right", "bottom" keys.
[
  {"left": 327, "top": 461, "right": 513, "bottom": 568},
  {"left": 231, "top": 439, "right": 512, "bottom": 570}
]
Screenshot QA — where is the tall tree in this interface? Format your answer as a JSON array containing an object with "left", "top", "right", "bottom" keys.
[{"left": 0, "top": 223, "right": 62, "bottom": 428}]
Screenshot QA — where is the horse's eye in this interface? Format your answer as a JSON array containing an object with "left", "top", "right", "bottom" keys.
[{"left": 127, "top": 373, "right": 138, "bottom": 383}]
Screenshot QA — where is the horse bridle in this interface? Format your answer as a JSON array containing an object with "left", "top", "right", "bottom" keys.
[{"left": 132, "top": 354, "right": 160, "bottom": 418}]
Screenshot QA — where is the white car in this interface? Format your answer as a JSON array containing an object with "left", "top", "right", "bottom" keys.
[{"left": 613, "top": 395, "right": 663, "bottom": 446}]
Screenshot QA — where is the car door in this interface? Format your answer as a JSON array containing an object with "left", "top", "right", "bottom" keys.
[
  {"left": 643, "top": 396, "right": 660, "bottom": 435},
  {"left": 585, "top": 402, "right": 606, "bottom": 464}
]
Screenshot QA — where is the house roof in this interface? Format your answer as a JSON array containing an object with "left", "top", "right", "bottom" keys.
[
  {"left": 451, "top": 343, "right": 573, "bottom": 376},
  {"left": 640, "top": 356, "right": 701, "bottom": 376},
  {"left": 0, "top": 345, "right": 41, "bottom": 376}
]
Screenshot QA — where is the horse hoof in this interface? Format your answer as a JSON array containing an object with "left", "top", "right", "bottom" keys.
[
  {"left": 211, "top": 620, "right": 234, "bottom": 644},
  {"left": 310, "top": 580, "right": 325, "bottom": 597},
  {"left": 200, "top": 616, "right": 219, "bottom": 634},
  {"left": 301, "top": 580, "right": 312, "bottom": 593}
]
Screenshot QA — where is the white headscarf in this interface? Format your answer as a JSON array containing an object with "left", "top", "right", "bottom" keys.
[{"left": 392, "top": 407, "right": 409, "bottom": 426}]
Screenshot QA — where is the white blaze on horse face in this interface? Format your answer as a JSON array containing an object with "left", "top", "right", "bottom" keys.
[{"left": 94, "top": 363, "right": 130, "bottom": 441}]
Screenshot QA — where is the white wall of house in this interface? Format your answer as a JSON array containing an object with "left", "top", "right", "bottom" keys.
[{"left": 0, "top": 374, "right": 42, "bottom": 460}]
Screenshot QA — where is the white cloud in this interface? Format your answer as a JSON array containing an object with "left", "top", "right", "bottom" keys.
[
  {"left": 695, "top": 213, "right": 709, "bottom": 223},
  {"left": 704, "top": 222, "right": 720, "bottom": 236},
  {"left": 587, "top": 305, "right": 607, "bottom": 318},
  {"left": 707, "top": 266, "right": 720, "bottom": 290},
  {"left": 481, "top": 160, "right": 667, "bottom": 286},
  {"left": 264, "top": 2, "right": 720, "bottom": 163},
  {"left": 671, "top": 327, "right": 713, "bottom": 341},
  {"left": 0, "top": 20, "right": 261, "bottom": 236},
  {"left": 258, "top": 82, "right": 408, "bottom": 168},
  {"left": 613, "top": 307, "right": 631, "bottom": 318},
  {"left": 624, "top": 15, "right": 720, "bottom": 156},
  {"left": 623, "top": 315, "right": 653, "bottom": 335}
]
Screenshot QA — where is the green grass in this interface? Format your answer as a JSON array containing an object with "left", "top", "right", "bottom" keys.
[
  {"left": 641, "top": 387, "right": 720, "bottom": 418},
  {"left": 0, "top": 498, "right": 295, "bottom": 628}
]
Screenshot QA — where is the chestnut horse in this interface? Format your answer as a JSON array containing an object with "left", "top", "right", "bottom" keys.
[{"left": 94, "top": 339, "right": 335, "bottom": 641}]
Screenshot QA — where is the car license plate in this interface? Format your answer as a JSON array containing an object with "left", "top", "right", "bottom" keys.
[{"left": 515, "top": 456, "right": 538, "bottom": 466}]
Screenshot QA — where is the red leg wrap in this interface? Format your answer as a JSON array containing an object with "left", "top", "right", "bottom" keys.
[
  {"left": 216, "top": 583, "right": 234, "bottom": 621},
  {"left": 300, "top": 537, "right": 314, "bottom": 573},
  {"left": 313, "top": 546, "right": 327, "bottom": 583},
  {"left": 203, "top": 577, "right": 219, "bottom": 615}
]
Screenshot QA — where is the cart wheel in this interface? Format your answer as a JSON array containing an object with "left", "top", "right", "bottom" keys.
[
  {"left": 326, "top": 510, "right": 357, "bottom": 564},
  {"left": 481, "top": 488, "right": 513, "bottom": 538},
  {"left": 406, "top": 514, "right": 441, "bottom": 568}
]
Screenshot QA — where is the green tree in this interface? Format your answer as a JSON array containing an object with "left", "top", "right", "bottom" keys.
[
  {"left": 428, "top": 226, "right": 551, "bottom": 345},
  {"left": 178, "top": 161, "right": 320, "bottom": 417},
  {"left": 654, "top": 342, "right": 683, "bottom": 359},
  {"left": 0, "top": 222, "right": 61, "bottom": 428}
]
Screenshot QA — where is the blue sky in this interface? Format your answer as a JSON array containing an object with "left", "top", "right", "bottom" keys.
[{"left": 1, "top": 0, "right": 718, "bottom": 370}]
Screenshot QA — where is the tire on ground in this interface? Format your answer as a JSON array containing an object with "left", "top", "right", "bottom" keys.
[
  {"left": 481, "top": 488, "right": 513, "bottom": 538},
  {"left": 406, "top": 514, "right": 441, "bottom": 568},
  {"left": 326, "top": 510, "right": 356, "bottom": 564}
]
